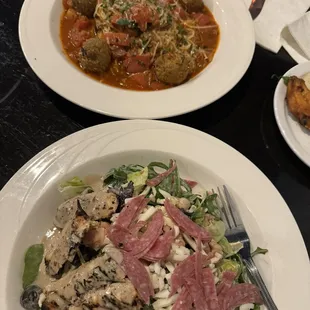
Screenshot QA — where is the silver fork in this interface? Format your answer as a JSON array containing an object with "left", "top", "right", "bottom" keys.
[{"left": 217, "top": 185, "right": 278, "bottom": 310}]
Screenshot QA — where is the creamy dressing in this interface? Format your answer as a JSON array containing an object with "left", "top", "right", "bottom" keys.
[
  {"left": 84, "top": 174, "right": 104, "bottom": 192},
  {"left": 35, "top": 228, "right": 61, "bottom": 288}
]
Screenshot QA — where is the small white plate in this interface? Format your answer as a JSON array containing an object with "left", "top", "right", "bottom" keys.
[
  {"left": 274, "top": 62, "right": 310, "bottom": 167},
  {"left": 18, "top": 0, "right": 255, "bottom": 119},
  {"left": 0, "top": 120, "right": 309, "bottom": 309}
]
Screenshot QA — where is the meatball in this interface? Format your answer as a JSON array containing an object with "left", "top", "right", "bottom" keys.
[
  {"left": 72, "top": 0, "right": 97, "bottom": 17},
  {"left": 180, "top": 0, "right": 204, "bottom": 13},
  {"left": 155, "top": 52, "right": 192, "bottom": 85},
  {"left": 79, "top": 38, "right": 111, "bottom": 74}
]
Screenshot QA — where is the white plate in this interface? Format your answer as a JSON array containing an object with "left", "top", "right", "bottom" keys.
[
  {"left": 274, "top": 62, "right": 310, "bottom": 167},
  {"left": 18, "top": 0, "right": 255, "bottom": 119},
  {"left": 0, "top": 120, "right": 309, "bottom": 309}
]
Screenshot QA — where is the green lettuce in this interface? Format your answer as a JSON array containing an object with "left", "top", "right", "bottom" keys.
[
  {"left": 217, "top": 259, "right": 241, "bottom": 278},
  {"left": 203, "top": 220, "right": 225, "bottom": 242},
  {"left": 127, "top": 167, "right": 148, "bottom": 194},
  {"left": 219, "top": 237, "right": 243, "bottom": 258},
  {"left": 104, "top": 164, "right": 144, "bottom": 187},
  {"left": 58, "top": 177, "right": 92, "bottom": 200}
]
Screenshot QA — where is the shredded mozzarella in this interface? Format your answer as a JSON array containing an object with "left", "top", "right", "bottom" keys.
[
  {"left": 138, "top": 206, "right": 157, "bottom": 221},
  {"left": 152, "top": 294, "right": 179, "bottom": 310}
]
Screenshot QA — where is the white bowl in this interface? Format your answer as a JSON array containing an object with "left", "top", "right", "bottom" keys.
[
  {"left": 1, "top": 120, "right": 309, "bottom": 309},
  {"left": 274, "top": 61, "right": 310, "bottom": 167},
  {"left": 19, "top": 0, "right": 255, "bottom": 119}
]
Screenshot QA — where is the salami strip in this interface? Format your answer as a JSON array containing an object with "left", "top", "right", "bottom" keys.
[
  {"left": 172, "top": 287, "right": 193, "bottom": 310},
  {"left": 122, "top": 251, "right": 154, "bottom": 304},
  {"left": 202, "top": 268, "right": 219, "bottom": 310},
  {"left": 170, "top": 254, "right": 196, "bottom": 295},
  {"left": 184, "top": 179, "right": 198, "bottom": 188},
  {"left": 170, "top": 253, "right": 210, "bottom": 295},
  {"left": 128, "top": 211, "right": 164, "bottom": 258},
  {"left": 221, "top": 283, "right": 263, "bottom": 310},
  {"left": 108, "top": 224, "right": 137, "bottom": 250},
  {"left": 164, "top": 199, "right": 210, "bottom": 240},
  {"left": 130, "top": 220, "right": 146, "bottom": 236},
  {"left": 185, "top": 277, "right": 208, "bottom": 310},
  {"left": 216, "top": 271, "right": 236, "bottom": 296},
  {"left": 143, "top": 229, "right": 174, "bottom": 262},
  {"left": 146, "top": 160, "right": 177, "bottom": 187},
  {"left": 116, "top": 196, "right": 149, "bottom": 228}
]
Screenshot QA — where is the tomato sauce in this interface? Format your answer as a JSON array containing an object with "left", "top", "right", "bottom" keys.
[{"left": 60, "top": 3, "right": 220, "bottom": 91}]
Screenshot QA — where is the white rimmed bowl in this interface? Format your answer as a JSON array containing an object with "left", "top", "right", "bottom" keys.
[
  {"left": 0, "top": 120, "right": 309, "bottom": 309},
  {"left": 19, "top": 0, "right": 255, "bottom": 119}
]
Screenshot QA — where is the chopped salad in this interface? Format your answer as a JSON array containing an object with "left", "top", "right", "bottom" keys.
[{"left": 20, "top": 159, "right": 267, "bottom": 310}]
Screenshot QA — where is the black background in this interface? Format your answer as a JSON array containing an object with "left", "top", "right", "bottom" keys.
[{"left": 0, "top": 0, "right": 309, "bottom": 256}]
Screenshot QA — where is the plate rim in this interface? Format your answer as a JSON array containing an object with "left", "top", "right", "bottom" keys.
[
  {"left": 0, "top": 120, "right": 309, "bottom": 309},
  {"left": 18, "top": 0, "right": 255, "bottom": 119}
]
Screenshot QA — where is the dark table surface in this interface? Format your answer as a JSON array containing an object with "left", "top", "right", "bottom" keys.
[{"left": 1, "top": 0, "right": 309, "bottom": 257}]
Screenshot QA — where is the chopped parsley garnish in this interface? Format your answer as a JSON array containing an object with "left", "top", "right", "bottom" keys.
[
  {"left": 116, "top": 18, "right": 136, "bottom": 28},
  {"left": 116, "top": 18, "right": 131, "bottom": 26},
  {"left": 167, "top": 14, "right": 172, "bottom": 25},
  {"left": 177, "top": 25, "right": 187, "bottom": 35}
]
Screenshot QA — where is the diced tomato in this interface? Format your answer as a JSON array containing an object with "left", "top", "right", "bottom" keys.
[
  {"left": 75, "top": 16, "right": 92, "bottom": 31},
  {"left": 111, "top": 14, "right": 122, "bottom": 25},
  {"left": 103, "top": 32, "right": 130, "bottom": 47},
  {"left": 123, "top": 54, "right": 152, "bottom": 73},
  {"left": 69, "top": 28, "right": 92, "bottom": 47},
  {"left": 192, "top": 13, "right": 212, "bottom": 26},
  {"left": 150, "top": 81, "right": 167, "bottom": 90},
  {"left": 173, "top": 7, "right": 187, "bottom": 20},
  {"left": 196, "top": 26, "right": 219, "bottom": 48},
  {"left": 63, "top": 0, "right": 72, "bottom": 10},
  {"left": 129, "top": 5, "right": 158, "bottom": 31},
  {"left": 69, "top": 17, "right": 93, "bottom": 47},
  {"left": 110, "top": 46, "right": 127, "bottom": 59},
  {"left": 128, "top": 72, "right": 151, "bottom": 88}
]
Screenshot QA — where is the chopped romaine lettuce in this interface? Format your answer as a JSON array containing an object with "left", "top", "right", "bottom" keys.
[
  {"left": 127, "top": 167, "right": 148, "bottom": 194},
  {"left": 217, "top": 258, "right": 241, "bottom": 277},
  {"left": 203, "top": 220, "right": 225, "bottom": 242},
  {"left": 58, "top": 177, "right": 92, "bottom": 200},
  {"left": 201, "top": 193, "right": 221, "bottom": 219},
  {"left": 190, "top": 206, "right": 205, "bottom": 225},
  {"left": 104, "top": 164, "right": 144, "bottom": 187},
  {"left": 219, "top": 237, "right": 243, "bottom": 258},
  {"left": 251, "top": 247, "right": 268, "bottom": 257}
]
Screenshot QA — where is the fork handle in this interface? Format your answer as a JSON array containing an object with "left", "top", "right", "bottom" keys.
[{"left": 243, "top": 257, "right": 278, "bottom": 310}]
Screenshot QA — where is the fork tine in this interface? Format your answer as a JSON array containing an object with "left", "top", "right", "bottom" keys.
[
  {"left": 223, "top": 185, "right": 243, "bottom": 228},
  {"left": 216, "top": 187, "right": 233, "bottom": 230}
]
